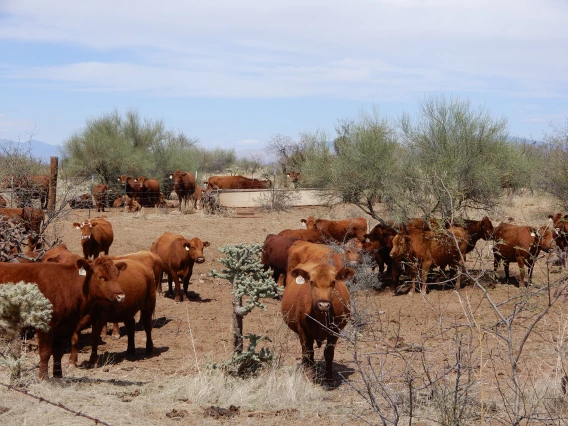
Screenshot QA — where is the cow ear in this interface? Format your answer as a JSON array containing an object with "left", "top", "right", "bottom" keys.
[
  {"left": 300, "top": 219, "right": 307, "bottom": 229},
  {"left": 290, "top": 268, "right": 310, "bottom": 285},
  {"left": 114, "top": 261, "right": 128, "bottom": 272},
  {"left": 72, "top": 222, "right": 81, "bottom": 229},
  {"left": 336, "top": 267, "right": 355, "bottom": 282},
  {"left": 288, "top": 252, "right": 302, "bottom": 271},
  {"left": 76, "top": 258, "right": 92, "bottom": 274},
  {"left": 203, "top": 241, "right": 210, "bottom": 247},
  {"left": 46, "top": 254, "right": 62, "bottom": 263}
]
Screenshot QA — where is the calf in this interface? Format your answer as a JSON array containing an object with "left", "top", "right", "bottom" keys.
[
  {"left": 93, "top": 184, "right": 112, "bottom": 212},
  {"left": 390, "top": 227, "right": 468, "bottom": 295},
  {"left": 150, "top": 232, "right": 210, "bottom": 302},
  {"left": 282, "top": 241, "right": 354, "bottom": 381},
  {"left": 493, "top": 222, "right": 555, "bottom": 286},
  {"left": 0, "top": 257, "right": 126, "bottom": 378},
  {"left": 72, "top": 217, "right": 114, "bottom": 259},
  {"left": 301, "top": 216, "right": 368, "bottom": 243}
]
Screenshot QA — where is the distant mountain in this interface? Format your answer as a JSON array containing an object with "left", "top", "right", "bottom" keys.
[{"left": 0, "top": 139, "right": 61, "bottom": 162}]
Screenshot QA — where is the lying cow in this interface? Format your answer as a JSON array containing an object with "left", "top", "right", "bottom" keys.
[
  {"left": 0, "top": 257, "right": 127, "bottom": 378},
  {"left": 150, "top": 232, "right": 210, "bottom": 302},
  {"left": 300, "top": 216, "right": 368, "bottom": 242},
  {"left": 493, "top": 222, "right": 555, "bottom": 286},
  {"left": 72, "top": 217, "right": 114, "bottom": 259},
  {"left": 282, "top": 240, "right": 354, "bottom": 382}
]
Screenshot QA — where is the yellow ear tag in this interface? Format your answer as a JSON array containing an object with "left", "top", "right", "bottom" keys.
[
  {"left": 79, "top": 267, "right": 87, "bottom": 276},
  {"left": 295, "top": 276, "right": 305, "bottom": 285}
]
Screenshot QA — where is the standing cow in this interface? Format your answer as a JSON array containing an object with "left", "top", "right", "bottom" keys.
[
  {"left": 150, "top": 232, "right": 210, "bottom": 302},
  {"left": 72, "top": 217, "right": 114, "bottom": 259},
  {"left": 137, "top": 176, "right": 161, "bottom": 207},
  {"left": 93, "top": 184, "right": 112, "bottom": 212},
  {"left": 170, "top": 170, "right": 196, "bottom": 209},
  {"left": 493, "top": 222, "right": 555, "bottom": 286}
]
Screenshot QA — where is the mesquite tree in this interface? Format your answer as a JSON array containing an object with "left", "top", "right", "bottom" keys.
[
  {"left": 210, "top": 243, "right": 278, "bottom": 355},
  {"left": 0, "top": 282, "right": 52, "bottom": 382}
]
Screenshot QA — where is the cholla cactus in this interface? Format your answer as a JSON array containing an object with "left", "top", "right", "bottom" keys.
[
  {"left": 0, "top": 282, "right": 52, "bottom": 381},
  {"left": 210, "top": 243, "right": 279, "bottom": 356}
]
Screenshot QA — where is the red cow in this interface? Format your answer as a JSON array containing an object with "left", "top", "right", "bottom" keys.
[
  {"left": 364, "top": 223, "right": 398, "bottom": 274},
  {"left": 548, "top": 213, "right": 568, "bottom": 267},
  {"left": 137, "top": 176, "right": 161, "bottom": 207},
  {"left": 300, "top": 216, "right": 368, "bottom": 243},
  {"left": 117, "top": 175, "right": 141, "bottom": 200},
  {"left": 68, "top": 193, "right": 92, "bottom": 209},
  {"left": 278, "top": 228, "right": 326, "bottom": 243},
  {"left": 261, "top": 234, "right": 299, "bottom": 285},
  {"left": 150, "top": 232, "right": 210, "bottom": 302},
  {"left": 170, "top": 170, "right": 196, "bottom": 209},
  {"left": 205, "top": 175, "right": 271, "bottom": 191},
  {"left": 390, "top": 227, "right": 468, "bottom": 294},
  {"left": 282, "top": 240, "right": 354, "bottom": 381},
  {"left": 0, "top": 257, "right": 127, "bottom": 378},
  {"left": 72, "top": 217, "right": 114, "bottom": 259},
  {"left": 93, "top": 184, "right": 112, "bottom": 212},
  {"left": 74, "top": 258, "right": 156, "bottom": 368},
  {"left": 493, "top": 222, "right": 555, "bottom": 286},
  {"left": 286, "top": 171, "right": 304, "bottom": 187},
  {"left": 192, "top": 186, "right": 203, "bottom": 209}
]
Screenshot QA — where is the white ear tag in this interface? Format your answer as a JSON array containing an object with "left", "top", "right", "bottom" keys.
[
  {"left": 79, "top": 267, "right": 87, "bottom": 276},
  {"left": 185, "top": 246, "right": 190, "bottom": 251},
  {"left": 75, "top": 226, "right": 80, "bottom": 230},
  {"left": 530, "top": 232, "right": 536, "bottom": 237},
  {"left": 301, "top": 222, "right": 307, "bottom": 230},
  {"left": 295, "top": 276, "right": 305, "bottom": 285}
]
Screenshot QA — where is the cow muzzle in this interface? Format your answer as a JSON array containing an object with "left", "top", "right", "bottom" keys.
[
  {"left": 115, "top": 293, "right": 126, "bottom": 303},
  {"left": 81, "top": 235, "right": 91, "bottom": 240},
  {"left": 317, "top": 301, "right": 330, "bottom": 311},
  {"left": 196, "top": 257, "right": 205, "bottom": 264}
]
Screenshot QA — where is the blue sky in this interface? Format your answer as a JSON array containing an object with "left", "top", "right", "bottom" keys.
[{"left": 1, "top": 0, "right": 567, "bottom": 151}]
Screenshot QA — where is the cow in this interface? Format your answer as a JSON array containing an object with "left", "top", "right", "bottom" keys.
[
  {"left": 389, "top": 227, "right": 469, "bottom": 295},
  {"left": 286, "top": 171, "right": 304, "bottom": 187},
  {"left": 137, "top": 176, "right": 161, "bottom": 207},
  {"left": 277, "top": 228, "right": 326, "bottom": 243},
  {"left": 3, "top": 174, "right": 49, "bottom": 209},
  {"left": 68, "top": 193, "right": 92, "bottom": 209},
  {"left": 205, "top": 175, "right": 271, "bottom": 191},
  {"left": 192, "top": 186, "right": 203, "bottom": 210},
  {"left": 150, "top": 232, "right": 210, "bottom": 302},
  {"left": 113, "top": 195, "right": 127, "bottom": 208},
  {"left": 170, "top": 170, "right": 196, "bottom": 209},
  {"left": 0, "top": 257, "right": 127, "bottom": 378},
  {"left": 282, "top": 240, "right": 354, "bottom": 382},
  {"left": 456, "top": 217, "right": 495, "bottom": 254},
  {"left": 158, "top": 193, "right": 177, "bottom": 209},
  {"left": 301, "top": 216, "right": 368, "bottom": 243},
  {"left": 117, "top": 175, "right": 141, "bottom": 200},
  {"left": 261, "top": 234, "right": 299, "bottom": 286},
  {"left": 72, "top": 217, "right": 114, "bottom": 259},
  {"left": 548, "top": 213, "right": 568, "bottom": 267},
  {"left": 364, "top": 223, "right": 398, "bottom": 274},
  {"left": 72, "top": 258, "right": 156, "bottom": 368},
  {"left": 93, "top": 184, "right": 112, "bottom": 212},
  {"left": 493, "top": 222, "right": 555, "bottom": 286}
]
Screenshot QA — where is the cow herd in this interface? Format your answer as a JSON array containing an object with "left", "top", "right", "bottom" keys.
[{"left": 0, "top": 196, "right": 566, "bottom": 382}]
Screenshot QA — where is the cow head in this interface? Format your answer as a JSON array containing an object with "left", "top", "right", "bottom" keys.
[
  {"left": 77, "top": 256, "right": 126, "bottom": 303},
  {"left": 390, "top": 233, "right": 409, "bottom": 259},
  {"left": 300, "top": 216, "right": 316, "bottom": 230},
  {"left": 480, "top": 216, "right": 495, "bottom": 239},
  {"left": 290, "top": 264, "right": 354, "bottom": 312},
  {"left": 535, "top": 226, "right": 556, "bottom": 253},
  {"left": 342, "top": 238, "right": 364, "bottom": 265},
  {"left": 73, "top": 221, "right": 93, "bottom": 240},
  {"left": 183, "top": 238, "right": 210, "bottom": 263}
]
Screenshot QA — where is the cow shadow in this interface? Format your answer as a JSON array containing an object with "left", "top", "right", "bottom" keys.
[
  {"left": 310, "top": 361, "right": 356, "bottom": 390},
  {"left": 161, "top": 290, "right": 213, "bottom": 303},
  {"left": 80, "top": 345, "right": 170, "bottom": 369},
  {"left": 62, "top": 376, "right": 149, "bottom": 387}
]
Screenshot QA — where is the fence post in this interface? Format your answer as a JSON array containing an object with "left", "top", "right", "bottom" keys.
[
  {"left": 47, "top": 157, "right": 58, "bottom": 214},
  {"left": 88, "top": 175, "right": 93, "bottom": 219},
  {"left": 10, "top": 176, "right": 13, "bottom": 208}
]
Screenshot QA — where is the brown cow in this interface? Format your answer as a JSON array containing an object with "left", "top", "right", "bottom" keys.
[
  {"left": 282, "top": 241, "right": 354, "bottom": 381},
  {"left": 261, "top": 234, "right": 299, "bottom": 285},
  {"left": 205, "top": 175, "right": 271, "bottom": 191},
  {"left": 390, "top": 227, "right": 468, "bottom": 294},
  {"left": 137, "top": 176, "right": 161, "bottom": 207},
  {"left": 548, "top": 213, "right": 568, "bottom": 267},
  {"left": 73, "top": 258, "right": 156, "bottom": 367},
  {"left": 170, "top": 170, "right": 196, "bottom": 209},
  {"left": 493, "top": 222, "right": 555, "bottom": 286},
  {"left": 277, "top": 228, "right": 326, "bottom": 243},
  {"left": 364, "top": 223, "right": 398, "bottom": 274},
  {"left": 117, "top": 175, "right": 141, "bottom": 200},
  {"left": 150, "top": 232, "right": 210, "bottom": 302},
  {"left": 286, "top": 171, "right": 304, "bottom": 187},
  {"left": 0, "top": 257, "right": 127, "bottom": 378},
  {"left": 192, "top": 186, "right": 203, "bottom": 209},
  {"left": 93, "top": 184, "right": 112, "bottom": 212},
  {"left": 72, "top": 217, "right": 114, "bottom": 259},
  {"left": 68, "top": 193, "right": 92, "bottom": 209},
  {"left": 301, "top": 216, "right": 368, "bottom": 243}
]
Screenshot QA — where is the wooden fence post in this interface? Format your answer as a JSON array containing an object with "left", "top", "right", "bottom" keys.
[{"left": 47, "top": 156, "right": 58, "bottom": 212}]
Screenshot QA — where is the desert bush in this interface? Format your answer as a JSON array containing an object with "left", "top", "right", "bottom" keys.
[{"left": 255, "top": 188, "right": 301, "bottom": 212}]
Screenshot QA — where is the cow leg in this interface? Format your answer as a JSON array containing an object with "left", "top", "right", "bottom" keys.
[
  {"left": 172, "top": 272, "right": 182, "bottom": 302},
  {"left": 300, "top": 332, "right": 315, "bottom": 367},
  {"left": 503, "top": 259, "right": 511, "bottom": 281},
  {"left": 167, "top": 272, "right": 174, "bottom": 296},
  {"left": 183, "top": 265, "right": 194, "bottom": 294},
  {"left": 140, "top": 309, "right": 154, "bottom": 354},
  {"left": 37, "top": 332, "right": 52, "bottom": 379},
  {"left": 86, "top": 319, "right": 106, "bottom": 367},
  {"left": 420, "top": 261, "right": 430, "bottom": 294},
  {"left": 52, "top": 337, "right": 65, "bottom": 378},
  {"left": 527, "top": 258, "right": 535, "bottom": 285},
  {"left": 124, "top": 317, "right": 136, "bottom": 356},
  {"left": 69, "top": 332, "right": 80, "bottom": 367},
  {"left": 324, "top": 335, "right": 339, "bottom": 382}
]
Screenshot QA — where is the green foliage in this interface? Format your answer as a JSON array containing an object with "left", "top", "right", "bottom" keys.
[
  {"left": 0, "top": 282, "right": 52, "bottom": 381},
  {"left": 400, "top": 95, "right": 524, "bottom": 217},
  {"left": 0, "top": 282, "right": 52, "bottom": 332},
  {"left": 199, "top": 148, "right": 237, "bottom": 174},
  {"left": 206, "top": 334, "right": 274, "bottom": 377},
  {"left": 539, "top": 119, "right": 568, "bottom": 204},
  {"left": 210, "top": 243, "right": 279, "bottom": 316}
]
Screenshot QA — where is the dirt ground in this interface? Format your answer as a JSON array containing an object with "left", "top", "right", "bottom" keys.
[{"left": 2, "top": 197, "right": 568, "bottom": 425}]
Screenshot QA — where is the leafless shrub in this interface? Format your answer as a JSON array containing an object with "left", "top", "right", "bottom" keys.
[{"left": 255, "top": 189, "right": 301, "bottom": 213}]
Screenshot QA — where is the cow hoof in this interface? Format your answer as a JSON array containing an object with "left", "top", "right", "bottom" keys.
[{"left": 80, "top": 361, "right": 96, "bottom": 369}]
